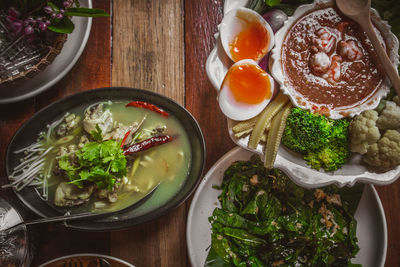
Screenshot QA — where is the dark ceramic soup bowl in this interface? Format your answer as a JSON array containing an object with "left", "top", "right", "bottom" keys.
[{"left": 6, "top": 87, "right": 206, "bottom": 231}]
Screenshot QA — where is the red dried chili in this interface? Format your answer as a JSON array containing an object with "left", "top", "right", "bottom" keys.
[
  {"left": 120, "top": 130, "right": 131, "bottom": 147},
  {"left": 123, "top": 135, "right": 172, "bottom": 155},
  {"left": 126, "top": 101, "right": 169, "bottom": 117}
]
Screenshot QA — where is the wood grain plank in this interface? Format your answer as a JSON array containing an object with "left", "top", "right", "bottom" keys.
[
  {"left": 35, "top": 1, "right": 112, "bottom": 111},
  {"left": 376, "top": 181, "right": 400, "bottom": 267},
  {"left": 27, "top": 1, "right": 112, "bottom": 265},
  {"left": 184, "top": 0, "right": 234, "bottom": 172},
  {"left": 184, "top": 1, "right": 233, "bottom": 266},
  {"left": 111, "top": 0, "right": 185, "bottom": 104},
  {"left": 111, "top": 1, "right": 186, "bottom": 266},
  {"left": 110, "top": 207, "right": 187, "bottom": 267}
]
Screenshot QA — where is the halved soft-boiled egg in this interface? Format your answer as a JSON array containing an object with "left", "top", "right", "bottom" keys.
[
  {"left": 220, "top": 7, "right": 274, "bottom": 63},
  {"left": 218, "top": 59, "right": 274, "bottom": 121}
]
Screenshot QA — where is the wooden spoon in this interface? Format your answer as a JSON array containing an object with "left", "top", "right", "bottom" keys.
[{"left": 336, "top": 0, "right": 400, "bottom": 96}]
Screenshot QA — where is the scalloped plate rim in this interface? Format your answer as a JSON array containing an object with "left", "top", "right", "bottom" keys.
[{"left": 205, "top": 0, "right": 400, "bottom": 187}]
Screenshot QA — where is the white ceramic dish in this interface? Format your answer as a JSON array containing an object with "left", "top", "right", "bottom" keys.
[
  {"left": 206, "top": 0, "right": 400, "bottom": 187},
  {"left": 0, "top": 0, "right": 93, "bottom": 104},
  {"left": 270, "top": 0, "right": 399, "bottom": 119},
  {"left": 187, "top": 147, "right": 387, "bottom": 267},
  {"left": 38, "top": 253, "right": 135, "bottom": 267}
]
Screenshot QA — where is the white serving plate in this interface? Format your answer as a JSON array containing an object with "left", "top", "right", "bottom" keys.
[
  {"left": 205, "top": 0, "right": 400, "bottom": 187},
  {"left": 38, "top": 253, "right": 135, "bottom": 267},
  {"left": 187, "top": 147, "right": 387, "bottom": 267},
  {"left": 0, "top": 0, "right": 93, "bottom": 104}
]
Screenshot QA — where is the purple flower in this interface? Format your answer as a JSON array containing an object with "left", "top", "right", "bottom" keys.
[
  {"left": 60, "top": 9, "right": 65, "bottom": 14},
  {"left": 10, "top": 21, "right": 23, "bottom": 34},
  {"left": 51, "top": 13, "right": 57, "bottom": 19},
  {"left": 56, "top": 13, "right": 64, "bottom": 20},
  {"left": 44, "top": 6, "right": 53, "bottom": 14},
  {"left": 39, "top": 22, "right": 47, "bottom": 31},
  {"left": 63, "top": 1, "right": 71, "bottom": 8},
  {"left": 28, "top": 17, "right": 36, "bottom": 24},
  {"left": 24, "top": 26, "right": 34, "bottom": 35},
  {"left": 8, "top": 7, "right": 20, "bottom": 19},
  {"left": 6, "top": 15, "right": 17, "bottom": 23},
  {"left": 45, "top": 20, "right": 51, "bottom": 26}
]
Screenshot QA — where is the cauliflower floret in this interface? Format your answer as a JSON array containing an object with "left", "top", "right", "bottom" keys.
[
  {"left": 349, "top": 110, "right": 380, "bottom": 154},
  {"left": 363, "top": 130, "right": 400, "bottom": 170},
  {"left": 393, "top": 96, "right": 400, "bottom": 106},
  {"left": 376, "top": 101, "right": 400, "bottom": 131}
]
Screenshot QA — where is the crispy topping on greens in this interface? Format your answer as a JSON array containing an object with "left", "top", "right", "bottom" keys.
[{"left": 206, "top": 155, "right": 362, "bottom": 267}]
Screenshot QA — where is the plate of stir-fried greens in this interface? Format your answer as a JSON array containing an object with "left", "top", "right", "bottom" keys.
[{"left": 187, "top": 147, "right": 387, "bottom": 267}]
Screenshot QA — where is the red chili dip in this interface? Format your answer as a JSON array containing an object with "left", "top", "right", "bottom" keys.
[{"left": 282, "top": 7, "right": 384, "bottom": 109}]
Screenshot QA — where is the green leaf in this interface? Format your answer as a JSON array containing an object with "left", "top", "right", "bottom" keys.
[
  {"left": 208, "top": 232, "right": 242, "bottom": 265},
  {"left": 204, "top": 244, "right": 232, "bottom": 267},
  {"left": 78, "top": 169, "right": 91, "bottom": 180},
  {"left": 58, "top": 155, "right": 75, "bottom": 172},
  {"left": 265, "top": 0, "right": 281, "bottom": 7},
  {"left": 111, "top": 156, "right": 127, "bottom": 175},
  {"left": 90, "top": 124, "right": 103, "bottom": 141},
  {"left": 78, "top": 142, "right": 100, "bottom": 163},
  {"left": 336, "top": 184, "right": 364, "bottom": 216},
  {"left": 208, "top": 156, "right": 363, "bottom": 266},
  {"left": 48, "top": 17, "right": 75, "bottom": 34},
  {"left": 59, "top": 139, "right": 127, "bottom": 192},
  {"left": 65, "top": 8, "right": 110, "bottom": 17},
  {"left": 47, "top": 2, "right": 60, "bottom": 12}
]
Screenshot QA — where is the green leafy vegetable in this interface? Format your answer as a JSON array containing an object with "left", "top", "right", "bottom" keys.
[
  {"left": 206, "top": 155, "right": 363, "bottom": 267},
  {"left": 58, "top": 139, "right": 127, "bottom": 191},
  {"left": 47, "top": 16, "right": 75, "bottom": 34},
  {"left": 90, "top": 124, "right": 103, "bottom": 141},
  {"left": 65, "top": 7, "right": 110, "bottom": 17},
  {"left": 265, "top": 0, "right": 280, "bottom": 7},
  {"left": 282, "top": 108, "right": 351, "bottom": 172}
]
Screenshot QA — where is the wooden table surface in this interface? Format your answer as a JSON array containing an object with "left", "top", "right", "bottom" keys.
[{"left": 0, "top": 0, "right": 399, "bottom": 266}]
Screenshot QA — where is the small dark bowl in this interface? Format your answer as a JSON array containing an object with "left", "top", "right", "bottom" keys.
[{"left": 6, "top": 87, "right": 206, "bottom": 231}]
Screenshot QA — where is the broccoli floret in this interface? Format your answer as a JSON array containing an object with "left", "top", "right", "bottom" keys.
[
  {"left": 304, "top": 140, "right": 351, "bottom": 172},
  {"left": 282, "top": 108, "right": 351, "bottom": 172},
  {"left": 282, "top": 108, "right": 334, "bottom": 153}
]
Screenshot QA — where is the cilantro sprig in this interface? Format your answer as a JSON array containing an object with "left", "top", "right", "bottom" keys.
[
  {"left": 90, "top": 124, "right": 103, "bottom": 141},
  {"left": 58, "top": 139, "right": 127, "bottom": 191}
]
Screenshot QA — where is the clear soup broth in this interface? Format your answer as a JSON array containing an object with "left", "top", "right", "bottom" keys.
[{"left": 42, "top": 101, "right": 192, "bottom": 214}]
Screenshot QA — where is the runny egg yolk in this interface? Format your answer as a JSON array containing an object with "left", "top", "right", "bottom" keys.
[
  {"left": 227, "top": 64, "right": 271, "bottom": 104},
  {"left": 229, "top": 20, "right": 269, "bottom": 62}
]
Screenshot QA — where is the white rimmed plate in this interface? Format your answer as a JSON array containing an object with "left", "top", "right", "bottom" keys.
[
  {"left": 205, "top": 0, "right": 400, "bottom": 187},
  {"left": 38, "top": 253, "right": 135, "bottom": 267},
  {"left": 0, "top": 0, "right": 93, "bottom": 104},
  {"left": 187, "top": 147, "right": 387, "bottom": 267}
]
